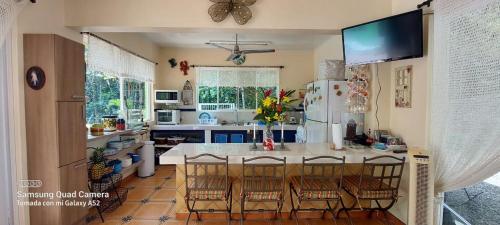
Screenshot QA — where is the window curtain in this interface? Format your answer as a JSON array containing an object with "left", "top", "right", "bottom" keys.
[
  {"left": 196, "top": 67, "right": 280, "bottom": 88},
  {"left": 84, "top": 34, "right": 155, "bottom": 82},
  {"left": 1, "top": 2, "right": 26, "bottom": 224},
  {"left": 431, "top": 0, "right": 500, "bottom": 193},
  {"left": 0, "top": 0, "right": 25, "bottom": 45}
]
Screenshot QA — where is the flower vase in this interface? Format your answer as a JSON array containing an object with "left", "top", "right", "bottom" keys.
[{"left": 263, "top": 125, "right": 275, "bottom": 151}]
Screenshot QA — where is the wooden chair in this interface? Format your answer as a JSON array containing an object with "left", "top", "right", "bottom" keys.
[
  {"left": 338, "top": 156, "right": 405, "bottom": 225},
  {"left": 289, "top": 156, "right": 353, "bottom": 225},
  {"left": 240, "top": 156, "right": 286, "bottom": 225},
  {"left": 184, "top": 154, "right": 233, "bottom": 225}
]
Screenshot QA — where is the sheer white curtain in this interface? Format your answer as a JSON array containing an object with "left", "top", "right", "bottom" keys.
[
  {"left": 84, "top": 34, "right": 155, "bottom": 82},
  {"left": 1, "top": 1, "right": 26, "bottom": 224},
  {"left": 431, "top": 0, "right": 500, "bottom": 193},
  {"left": 0, "top": 31, "right": 14, "bottom": 225}
]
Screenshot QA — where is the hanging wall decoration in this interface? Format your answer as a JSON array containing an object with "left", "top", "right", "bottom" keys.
[
  {"left": 208, "top": 0, "right": 256, "bottom": 25},
  {"left": 180, "top": 60, "right": 189, "bottom": 75},
  {"left": 182, "top": 80, "right": 194, "bottom": 105},
  {"left": 346, "top": 65, "right": 369, "bottom": 113},
  {"left": 394, "top": 65, "right": 412, "bottom": 108},
  {"left": 168, "top": 58, "right": 177, "bottom": 68}
]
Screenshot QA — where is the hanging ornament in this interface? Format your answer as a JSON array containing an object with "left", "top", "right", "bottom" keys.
[
  {"left": 180, "top": 60, "right": 189, "bottom": 75},
  {"left": 346, "top": 65, "right": 369, "bottom": 113}
]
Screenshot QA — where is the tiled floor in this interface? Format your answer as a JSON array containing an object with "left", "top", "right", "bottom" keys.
[{"left": 87, "top": 166, "right": 385, "bottom": 225}]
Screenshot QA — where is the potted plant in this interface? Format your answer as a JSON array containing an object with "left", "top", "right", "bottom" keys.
[
  {"left": 89, "top": 147, "right": 107, "bottom": 180},
  {"left": 254, "top": 89, "right": 296, "bottom": 150}
]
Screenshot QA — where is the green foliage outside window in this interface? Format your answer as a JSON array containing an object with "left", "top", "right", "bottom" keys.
[{"left": 85, "top": 71, "right": 120, "bottom": 124}]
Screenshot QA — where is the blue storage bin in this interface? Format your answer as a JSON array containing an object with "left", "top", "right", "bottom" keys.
[
  {"left": 107, "top": 160, "right": 122, "bottom": 174},
  {"left": 230, "top": 134, "right": 244, "bottom": 143},
  {"left": 214, "top": 134, "right": 228, "bottom": 143}
]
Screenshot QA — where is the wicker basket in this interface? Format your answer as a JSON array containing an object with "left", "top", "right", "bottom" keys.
[{"left": 101, "top": 187, "right": 129, "bottom": 213}]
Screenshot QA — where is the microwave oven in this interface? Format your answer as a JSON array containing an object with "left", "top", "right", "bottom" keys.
[
  {"left": 155, "top": 90, "right": 179, "bottom": 104},
  {"left": 156, "top": 110, "right": 181, "bottom": 125}
]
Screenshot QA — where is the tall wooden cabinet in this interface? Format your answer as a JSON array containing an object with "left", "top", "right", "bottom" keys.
[{"left": 24, "top": 34, "right": 88, "bottom": 225}]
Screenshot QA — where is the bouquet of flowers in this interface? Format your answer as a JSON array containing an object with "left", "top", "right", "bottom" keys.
[{"left": 254, "top": 89, "right": 296, "bottom": 150}]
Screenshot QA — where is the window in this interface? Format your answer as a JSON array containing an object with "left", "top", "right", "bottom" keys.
[
  {"left": 84, "top": 34, "right": 155, "bottom": 124},
  {"left": 85, "top": 71, "right": 120, "bottom": 123},
  {"left": 196, "top": 67, "right": 279, "bottom": 111},
  {"left": 85, "top": 71, "right": 153, "bottom": 124}
]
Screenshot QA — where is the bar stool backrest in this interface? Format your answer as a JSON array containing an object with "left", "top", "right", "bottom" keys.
[
  {"left": 184, "top": 154, "right": 229, "bottom": 195},
  {"left": 242, "top": 156, "right": 286, "bottom": 194},
  {"left": 359, "top": 156, "right": 406, "bottom": 194},
  {"left": 301, "top": 156, "right": 346, "bottom": 192}
]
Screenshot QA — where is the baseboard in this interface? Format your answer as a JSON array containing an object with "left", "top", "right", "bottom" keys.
[{"left": 175, "top": 211, "right": 405, "bottom": 224}]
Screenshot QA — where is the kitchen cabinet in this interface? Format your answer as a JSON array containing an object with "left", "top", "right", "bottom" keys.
[
  {"left": 60, "top": 159, "right": 88, "bottom": 225},
  {"left": 58, "top": 102, "right": 87, "bottom": 166},
  {"left": 211, "top": 130, "right": 248, "bottom": 143},
  {"left": 24, "top": 34, "right": 88, "bottom": 225},
  {"left": 54, "top": 35, "right": 86, "bottom": 102}
]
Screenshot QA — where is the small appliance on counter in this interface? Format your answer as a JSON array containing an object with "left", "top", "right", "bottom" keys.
[
  {"left": 156, "top": 109, "right": 181, "bottom": 125},
  {"left": 155, "top": 90, "right": 179, "bottom": 104}
]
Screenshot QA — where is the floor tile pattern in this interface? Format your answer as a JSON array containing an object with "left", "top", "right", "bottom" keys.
[{"left": 87, "top": 166, "right": 384, "bottom": 225}]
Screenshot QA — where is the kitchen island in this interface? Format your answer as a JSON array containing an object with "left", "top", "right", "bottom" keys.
[{"left": 160, "top": 143, "right": 408, "bottom": 217}]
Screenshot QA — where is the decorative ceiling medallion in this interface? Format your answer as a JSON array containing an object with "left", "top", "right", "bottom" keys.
[{"left": 208, "top": 0, "right": 256, "bottom": 25}]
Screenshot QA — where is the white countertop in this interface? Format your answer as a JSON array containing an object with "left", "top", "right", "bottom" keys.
[
  {"left": 152, "top": 124, "right": 300, "bottom": 131},
  {"left": 159, "top": 143, "right": 407, "bottom": 164}
]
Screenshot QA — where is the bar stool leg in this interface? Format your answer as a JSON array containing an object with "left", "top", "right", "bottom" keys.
[
  {"left": 240, "top": 196, "right": 245, "bottom": 225},
  {"left": 339, "top": 197, "right": 353, "bottom": 225}
]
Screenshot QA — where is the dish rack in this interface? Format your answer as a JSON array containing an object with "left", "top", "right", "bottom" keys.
[{"left": 198, "top": 118, "right": 218, "bottom": 125}]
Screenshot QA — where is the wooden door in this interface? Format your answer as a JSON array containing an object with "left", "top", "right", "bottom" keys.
[
  {"left": 59, "top": 159, "right": 89, "bottom": 225},
  {"left": 54, "top": 35, "right": 86, "bottom": 102},
  {"left": 58, "top": 102, "right": 87, "bottom": 166}
]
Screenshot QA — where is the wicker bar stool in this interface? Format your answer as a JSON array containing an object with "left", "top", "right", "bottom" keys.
[
  {"left": 240, "top": 156, "right": 286, "bottom": 225},
  {"left": 184, "top": 154, "right": 233, "bottom": 225},
  {"left": 289, "top": 156, "right": 353, "bottom": 225},
  {"left": 338, "top": 156, "right": 405, "bottom": 225}
]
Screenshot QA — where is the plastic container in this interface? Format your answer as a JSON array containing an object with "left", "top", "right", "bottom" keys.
[
  {"left": 102, "top": 115, "right": 118, "bottom": 132},
  {"left": 318, "top": 60, "right": 345, "bottom": 80},
  {"left": 139, "top": 141, "right": 155, "bottom": 177},
  {"left": 128, "top": 153, "right": 141, "bottom": 163},
  {"left": 107, "top": 160, "right": 122, "bottom": 174}
]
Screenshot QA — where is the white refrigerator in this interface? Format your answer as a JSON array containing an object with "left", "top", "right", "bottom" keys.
[{"left": 304, "top": 80, "right": 364, "bottom": 143}]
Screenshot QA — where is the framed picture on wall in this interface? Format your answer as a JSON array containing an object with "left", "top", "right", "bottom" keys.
[{"left": 394, "top": 65, "right": 412, "bottom": 108}]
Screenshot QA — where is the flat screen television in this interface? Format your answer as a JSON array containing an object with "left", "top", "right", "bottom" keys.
[{"left": 342, "top": 9, "right": 423, "bottom": 65}]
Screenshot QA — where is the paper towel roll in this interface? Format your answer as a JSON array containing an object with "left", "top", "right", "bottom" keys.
[{"left": 332, "top": 123, "right": 343, "bottom": 150}]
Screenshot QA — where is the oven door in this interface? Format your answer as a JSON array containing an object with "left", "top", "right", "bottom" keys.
[{"left": 157, "top": 111, "right": 174, "bottom": 125}]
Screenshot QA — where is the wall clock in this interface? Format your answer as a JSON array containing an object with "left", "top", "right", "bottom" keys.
[{"left": 26, "top": 66, "right": 46, "bottom": 90}]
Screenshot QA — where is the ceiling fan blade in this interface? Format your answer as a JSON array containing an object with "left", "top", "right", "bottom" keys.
[
  {"left": 206, "top": 42, "right": 233, "bottom": 51},
  {"left": 241, "top": 49, "right": 276, "bottom": 54},
  {"left": 226, "top": 53, "right": 238, "bottom": 61}
]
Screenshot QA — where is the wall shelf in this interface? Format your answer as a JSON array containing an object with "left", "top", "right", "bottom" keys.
[{"left": 105, "top": 142, "right": 144, "bottom": 160}]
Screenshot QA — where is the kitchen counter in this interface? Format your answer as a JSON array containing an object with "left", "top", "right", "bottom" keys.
[
  {"left": 152, "top": 123, "right": 300, "bottom": 131},
  {"left": 160, "top": 143, "right": 406, "bottom": 164}
]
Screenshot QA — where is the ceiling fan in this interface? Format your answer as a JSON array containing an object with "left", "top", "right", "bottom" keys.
[{"left": 205, "top": 34, "right": 275, "bottom": 65}]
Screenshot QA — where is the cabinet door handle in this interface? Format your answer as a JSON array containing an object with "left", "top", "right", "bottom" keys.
[
  {"left": 81, "top": 105, "right": 86, "bottom": 122},
  {"left": 74, "top": 162, "right": 87, "bottom": 169},
  {"left": 72, "top": 95, "right": 85, "bottom": 100}
]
